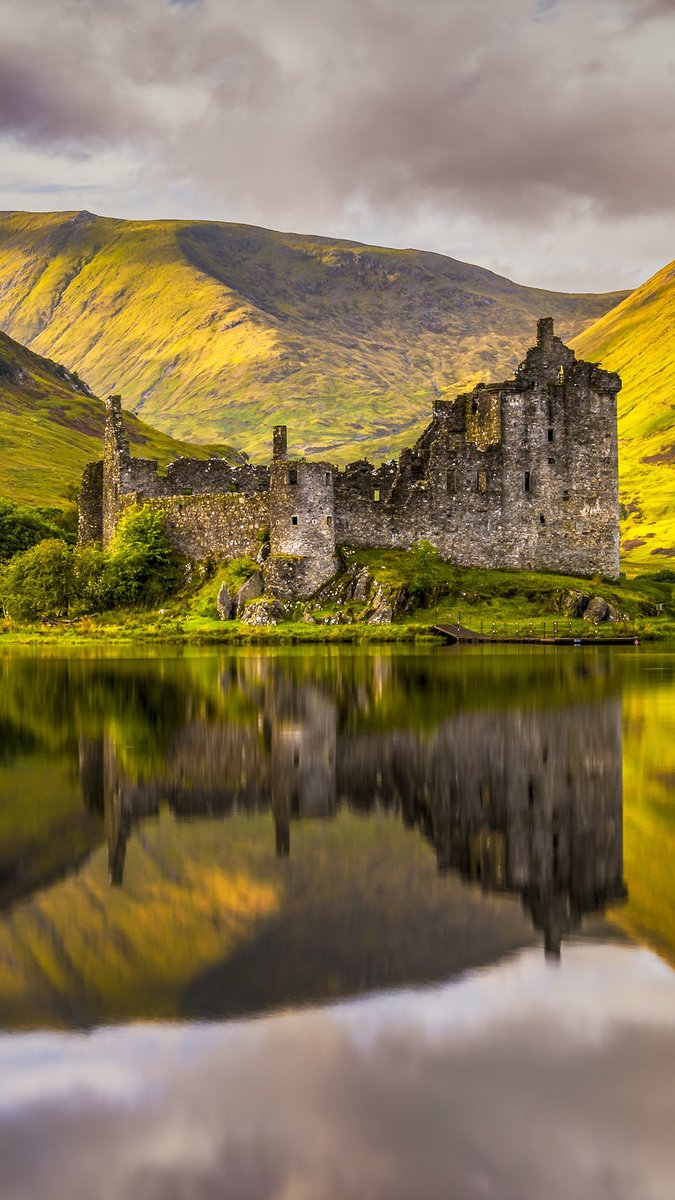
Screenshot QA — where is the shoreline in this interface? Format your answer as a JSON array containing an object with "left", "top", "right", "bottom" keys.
[{"left": 0, "top": 619, "right": 664, "bottom": 648}]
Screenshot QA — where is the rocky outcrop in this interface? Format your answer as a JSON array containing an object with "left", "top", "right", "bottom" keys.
[
  {"left": 235, "top": 570, "right": 263, "bottom": 615},
  {"left": 240, "top": 597, "right": 287, "bottom": 625},
  {"left": 583, "top": 596, "right": 620, "bottom": 623},
  {"left": 216, "top": 582, "right": 233, "bottom": 620}
]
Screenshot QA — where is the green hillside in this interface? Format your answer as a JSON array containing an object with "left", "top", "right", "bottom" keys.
[
  {"left": 0, "top": 328, "right": 240, "bottom": 508},
  {"left": 572, "top": 263, "right": 675, "bottom": 571},
  {"left": 0, "top": 210, "right": 625, "bottom": 464}
]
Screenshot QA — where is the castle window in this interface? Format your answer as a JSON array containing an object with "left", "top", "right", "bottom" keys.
[
  {"left": 471, "top": 398, "right": 479, "bottom": 415},
  {"left": 524, "top": 471, "right": 531, "bottom": 493},
  {"left": 547, "top": 427, "right": 554, "bottom": 442},
  {"left": 476, "top": 469, "right": 487, "bottom": 495},
  {"left": 325, "top": 472, "right": 330, "bottom": 485},
  {"left": 562, "top": 489, "right": 570, "bottom": 501},
  {"left": 291, "top": 515, "right": 299, "bottom": 526},
  {"left": 293, "top": 750, "right": 300, "bottom": 768},
  {"left": 373, "top": 488, "right": 381, "bottom": 502},
  {"left": 558, "top": 365, "right": 565, "bottom": 384},
  {"left": 326, "top": 516, "right": 333, "bottom": 526},
  {"left": 540, "top": 514, "right": 546, "bottom": 525},
  {"left": 447, "top": 469, "right": 456, "bottom": 493},
  {"left": 548, "top": 457, "right": 555, "bottom": 465},
  {"left": 288, "top": 467, "right": 298, "bottom": 485}
]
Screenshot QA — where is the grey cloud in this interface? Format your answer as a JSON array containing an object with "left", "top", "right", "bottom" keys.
[{"left": 0, "top": 0, "right": 673, "bottom": 288}]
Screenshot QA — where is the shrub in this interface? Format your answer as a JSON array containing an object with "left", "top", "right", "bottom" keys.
[
  {"left": 73, "top": 544, "right": 114, "bottom": 611},
  {"left": 402, "top": 540, "right": 444, "bottom": 602},
  {"left": 106, "top": 506, "right": 180, "bottom": 607},
  {"left": 0, "top": 539, "right": 74, "bottom": 620},
  {"left": 0, "top": 499, "right": 73, "bottom": 564}
]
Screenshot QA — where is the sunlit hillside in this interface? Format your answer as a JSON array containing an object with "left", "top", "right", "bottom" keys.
[
  {"left": 0, "top": 210, "right": 625, "bottom": 464},
  {"left": 0, "top": 329, "right": 240, "bottom": 507},
  {"left": 572, "top": 263, "right": 675, "bottom": 571}
]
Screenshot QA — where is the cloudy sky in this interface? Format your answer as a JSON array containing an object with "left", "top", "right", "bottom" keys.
[{"left": 0, "top": 0, "right": 673, "bottom": 291}]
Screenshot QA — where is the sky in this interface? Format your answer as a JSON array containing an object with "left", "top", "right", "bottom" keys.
[{"left": 0, "top": 0, "right": 674, "bottom": 292}]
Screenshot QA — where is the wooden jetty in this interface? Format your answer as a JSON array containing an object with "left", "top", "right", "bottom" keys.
[{"left": 432, "top": 623, "right": 639, "bottom": 647}]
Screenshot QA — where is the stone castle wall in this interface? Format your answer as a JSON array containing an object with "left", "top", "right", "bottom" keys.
[{"left": 78, "top": 320, "right": 621, "bottom": 590}]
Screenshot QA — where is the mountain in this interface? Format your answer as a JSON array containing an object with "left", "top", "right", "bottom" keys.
[
  {"left": 0, "top": 210, "right": 626, "bottom": 464},
  {"left": 0, "top": 329, "right": 239, "bottom": 508},
  {"left": 572, "top": 261, "right": 675, "bottom": 570}
]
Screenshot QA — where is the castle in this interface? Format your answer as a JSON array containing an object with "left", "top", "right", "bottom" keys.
[{"left": 78, "top": 318, "right": 622, "bottom": 589}]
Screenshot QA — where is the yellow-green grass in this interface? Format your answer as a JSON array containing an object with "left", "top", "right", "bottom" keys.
[
  {"left": 0, "top": 210, "right": 625, "bottom": 465},
  {"left": 2, "top": 556, "right": 673, "bottom": 644},
  {"left": 0, "top": 328, "right": 239, "bottom": 507},
  {"left": 572, "top": 261, "right": 675, "bottom": 571}
]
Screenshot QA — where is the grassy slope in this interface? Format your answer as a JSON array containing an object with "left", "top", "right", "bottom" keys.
[
  {"left": 0, "top": 328, "right": 239, "bottom": 507},
  {"left": 571, "top": 262, "right": 675, "bottom": 571},
  {"left": 0, "top": 210, "right": 625, "bottom": 464}
]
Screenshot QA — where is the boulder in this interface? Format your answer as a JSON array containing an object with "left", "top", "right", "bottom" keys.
[
  {"left": 353, "top": 567, "right": 372, "bottom": 603},
  {"left": 216, "top": 582, "right": 233, "bottom": 620},
  {"left": 235, "top": 570, "right": 263, "bottom": 615},
  {"left": 583, "top": 596, "right": 619, "bottom": 623},
  {"left": 241, "top": 598, "right": 286, "bottom": 626},
  {"left": 560, "top": 589, "right": 590, "bottom": 617}
]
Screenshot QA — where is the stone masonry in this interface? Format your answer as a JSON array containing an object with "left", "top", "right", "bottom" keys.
[{"left": 79, "top": 319, "right": 622, "bottom": 592}]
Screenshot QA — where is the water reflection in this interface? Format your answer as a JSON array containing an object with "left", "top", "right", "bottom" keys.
[
  {"left": 2, "top": 946, "right": 675, "bottom": 1200},
  {"left": 1, "top": 646, "right": 673, "bottom": 1200},
  {"left": 85, "top": 670, "right": 627, "bottom": 962}
]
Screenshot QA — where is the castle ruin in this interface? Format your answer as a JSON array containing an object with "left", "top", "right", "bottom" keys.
[{"left": 79, "top": 318, "right": 622, "bottom": 588}]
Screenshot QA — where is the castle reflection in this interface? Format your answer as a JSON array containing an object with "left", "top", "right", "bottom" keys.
[{"left": 80, "top": 660, "right": 627, "bottom": 960}]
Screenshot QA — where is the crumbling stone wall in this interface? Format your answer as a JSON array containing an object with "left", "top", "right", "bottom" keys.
[
  {"left": 78, "top": 459, "right": 103, "bottom": 543},
  {"left": 79, "top": 319, "right": 621, "bottom": 588},
  {"left": 332, "top": 318, "right": 621, "bottom": 579},
  {"left": 118, "top": 491, "right": 268, "bottom": 560}
]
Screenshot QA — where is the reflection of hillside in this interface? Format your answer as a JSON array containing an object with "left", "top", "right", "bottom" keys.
[
  {"left": 1, "top": 647, "right": 658, "bottom": 1031},
  {"left": 86, "top": 664, "right": 626, "bottom": 961}
]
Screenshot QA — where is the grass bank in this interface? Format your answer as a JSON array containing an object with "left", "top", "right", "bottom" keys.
[{"left": 1, "top": 552, "right": 674, "bottom": 645}]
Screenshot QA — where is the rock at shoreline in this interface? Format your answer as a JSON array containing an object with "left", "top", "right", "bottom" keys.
[
  {"left": 235, "top": 570, "right": 263, "bottom": 615},
  {"left": 216, "top": 582, "right": 233, "bottom": 620},
  {"left": 241, "top": 597, "right": 286, "bottom": 625}
]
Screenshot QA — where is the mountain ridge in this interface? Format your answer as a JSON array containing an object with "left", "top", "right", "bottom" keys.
[{"left": 0, "top": 209, "right": 626, "bottom": 464}]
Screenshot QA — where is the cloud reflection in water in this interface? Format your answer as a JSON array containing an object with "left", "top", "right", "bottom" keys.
[{"left": 1, "top": 945, "right": 674, "bottom": 1200}]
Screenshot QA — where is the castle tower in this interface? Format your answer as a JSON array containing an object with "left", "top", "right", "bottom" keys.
[
  {"left": 102, "top": 394, "right": 131, "bottom": 546},
  {"left": 266, "top": 426, "right": 338, "bottom": 598}
]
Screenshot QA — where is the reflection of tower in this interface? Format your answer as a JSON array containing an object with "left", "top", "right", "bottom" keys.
[
  {"left": 338, "top": 697, "right": 627, "bottom": 959},
  {"left": 79, "top": 736, "right": 132, "bottom": 886},
  {"left": 103, "top": 737, "right": 130, "bottom": 886},
  {"left": 270, "top": 685, "right": 337, "bottom": 857},
  {"left": 501, "top": 700, "right": 627, "bottom": 959},
  {"left": 79, "top": 737, "right": 105, "bottom": 815}
]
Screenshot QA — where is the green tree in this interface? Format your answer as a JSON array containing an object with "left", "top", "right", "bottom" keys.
[
  {"left": 106, "top": 506, "right": 180, "bottom": 607},
  {"left": 73, "top": 544, "right": 113, "bottom": 612},
  {"left": 0, "top": 499, "right": 72, "bottom": 564},
  {"left": 0, "top": 539, "right": 74, "bottom": 620}
]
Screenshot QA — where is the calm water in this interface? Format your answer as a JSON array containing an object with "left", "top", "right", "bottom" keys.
[{"left": 0, "top": 644, "right": 674, "bottom": 1199}]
